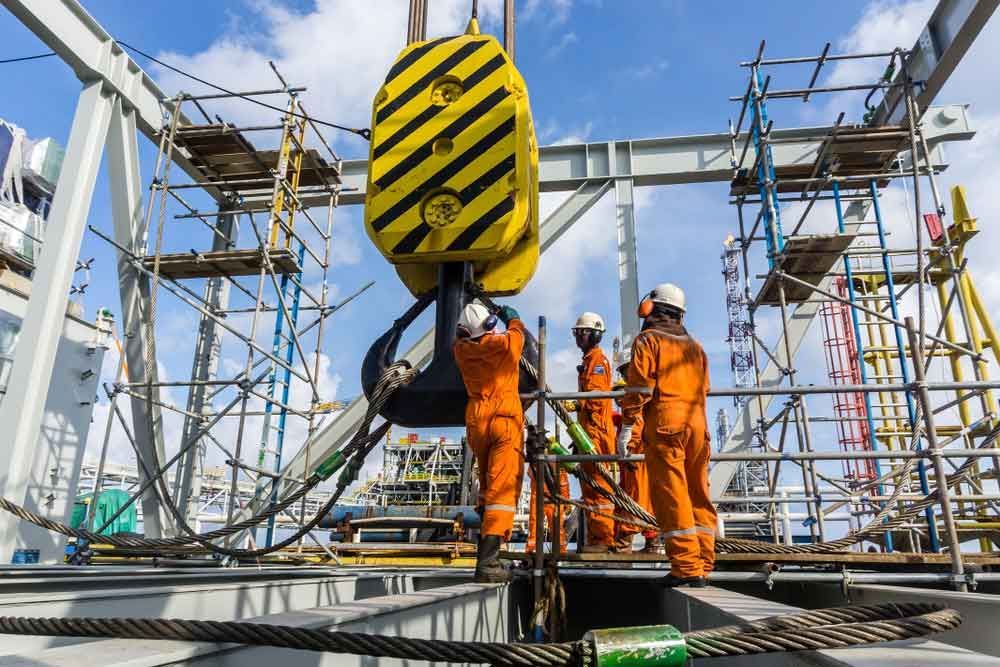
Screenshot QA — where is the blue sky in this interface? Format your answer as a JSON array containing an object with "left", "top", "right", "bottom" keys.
[{"left": 3, "top": 0, "right": 1000, "bottom": 507}]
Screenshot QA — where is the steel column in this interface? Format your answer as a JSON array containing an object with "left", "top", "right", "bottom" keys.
[
  {"left": 0, "top": 79, "right": 114, "bottom": 559},
  {"left": 105, "top": 98, "right": 168, "bottom": 537},
  {"left": 611, "top": 141, "right": 640, "bottom": 350}
]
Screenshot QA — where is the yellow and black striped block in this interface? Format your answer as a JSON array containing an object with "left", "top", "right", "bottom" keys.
[{"left": 364, "top": 27, "right": 539, "bottom": 296}]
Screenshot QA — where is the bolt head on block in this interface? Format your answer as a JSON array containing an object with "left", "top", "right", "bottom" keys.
[{"left": 585, "top": 625, "right": 687, "bottom": 667}]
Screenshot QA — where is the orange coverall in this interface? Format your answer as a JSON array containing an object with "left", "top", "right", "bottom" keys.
[
  {"left": 526, "top": 467, "right": 570, "bottom": 553},
  {"left": 622, "top": 324, "right": 716, "bottom": 578},
  {"left": 612, "top": 412, "right": 656, "bottom": 545},
  {"left": 578, "top": 347, "right": 616, "bottom": 546},
  {"left": 453, "top": 319, "right": 526, "bottom": 540}
]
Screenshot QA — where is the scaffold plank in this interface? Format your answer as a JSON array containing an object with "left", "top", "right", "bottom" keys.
[
  {"left": 172, "top": 125, "right": 341, "bottom": 193},
  {"left": 754, "top": 233, "right": 857, "bottom": 306},
  {"left": 730, "top": 125, "right": 909, "bottom": 196},
  {"left": 141, "top": 248, "right": 301, "bottom": 279}
]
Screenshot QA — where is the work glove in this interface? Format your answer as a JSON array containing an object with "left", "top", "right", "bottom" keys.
[
  {"left": 562, "top": 400, "right": 579, "bottom": 413},
  {"left": 498, "top": 305, "right": 519, "bottom": 324},
  {"left": 621, "top": 446, "right": 639, "bottom": 471},
  {"left": 616, "top": 423, "right": 634, "bottom": 458}
]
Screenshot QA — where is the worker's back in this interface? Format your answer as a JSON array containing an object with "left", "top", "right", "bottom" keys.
[
  {"left": 453, "top": 320, "right": 525, "bottom": 421},
  {"left": 630, "top": 319, "right": 709, "bottom": 430}
]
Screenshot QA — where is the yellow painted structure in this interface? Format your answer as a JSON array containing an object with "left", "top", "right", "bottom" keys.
[
  {"left": 364, "top": 21, "right": 539, "bottom": 296},
  {"left": 269, "top": 98, "right": 308, "bottom": 248}
]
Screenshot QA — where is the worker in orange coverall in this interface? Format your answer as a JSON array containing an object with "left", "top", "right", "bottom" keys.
[
  {"left": 564, "top": 312, "right": 616, "bottom": 552},
  {"left": 453, "top": 301, "right": 525, "bottom": 583},
  {"left": 620, "top": 283, "right": 716, "bottom": 587},
  {"left": 526, "top": 465, "right": 570, "bottom": 553},
  {"left": 612, "top": 378, "right": 658, "bottom": 553}
]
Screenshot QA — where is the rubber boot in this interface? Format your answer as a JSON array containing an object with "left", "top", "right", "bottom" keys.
[{"left": 474, "top": 535, "right": 511, "bottom": 583}]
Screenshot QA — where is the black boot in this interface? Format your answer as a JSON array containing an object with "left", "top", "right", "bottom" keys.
[
  {"left": 474, "top": 535, "right": 511, "bottom": 583},
  {"left": 662, "top": 573, "right": 707, "bottom": 588}
]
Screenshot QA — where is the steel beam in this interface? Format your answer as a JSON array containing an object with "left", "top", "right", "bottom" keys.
[
  {"left": 669, "top": 585, "right": 994, "bottom": 664},
  {"left": 0, "top": 79, "right": 114, "bottom": 560},
  {"left": 873, "top": 0, "right": 1000, "bottom": 125},
  {"left": 537, "top": 179, "right": 613, "bottom": 251},
  {"left": 105, "top": 98, "right": 168, "bottom": 538},
  {"left": 2, "top": 0, "right": 223, "bottom": 202},
  {"left": 324, "top": 106, "right": 969, "bottom": 207},
  {"left": 4, "top": 581, "right": 508, "bottom": 666},
  {"left": 0, "top": 568, "right": 390, "bottom": 656},
  {"left": 848, "top": 584, "right": 1000, "bottom": 658}
]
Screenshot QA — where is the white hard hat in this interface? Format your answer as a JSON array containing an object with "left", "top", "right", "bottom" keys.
[
  {"left": 572, "top": 311, "right": 605, "bottom": 332},
  {"left": 457, "top": 302, "right": 495, "bottom": 339},
  {"left": 649, "top": 283, "right": 686, "bottom": 312}
]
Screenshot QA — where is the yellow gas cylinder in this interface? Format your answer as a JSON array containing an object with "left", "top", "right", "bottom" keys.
[{"left": 364, "top": 19, "right": 539, "bottom": 296}]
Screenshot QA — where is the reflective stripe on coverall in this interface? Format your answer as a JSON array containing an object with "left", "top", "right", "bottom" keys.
[
  {"left": 453, "top": 319, "right": 526, "bottom": 540},
  {"left": 527, "top": 467, "right": 570, "bottom": 552},
  {"left": 613, "top": 412, "right": 656, "bottom": 543},
  {"left": 578, "top": 346, "right": 616, "bottom": 546},
  {"left": 622, "top": 325, "right": 716, "bottom": 578}
]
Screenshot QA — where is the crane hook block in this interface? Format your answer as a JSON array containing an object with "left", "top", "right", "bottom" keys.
[{"left": 364, "top": 30, "right": 539, "bottom": 297}]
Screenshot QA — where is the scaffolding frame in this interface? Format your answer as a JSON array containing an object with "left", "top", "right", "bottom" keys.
[
  {"left": 85, "top": 70, "right": 369, "bottom": 552},
  {"left": 718, "top": 39, "right": 1000, "bottom": 559}
]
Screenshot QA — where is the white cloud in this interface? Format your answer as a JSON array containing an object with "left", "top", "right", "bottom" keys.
[
  {"left": 801, "top": 0, "right": 935, "bottom": 124},
  {"left": 626, "top": 59, "right": 669, "bottom": 80},
  {"left": 545, "top": 32, "right": 579, "bottom": 59},
  {"left": 523, "top": 0, "right": 575, "bottom": 24},
  {"left": 550, "top": 121, "right": 594, "bottom": 146},
  {"left": 510, "top": 191, "right": 616, "bottom": 328},
  {"left": 150, "top": 0, "right": 504, "bottom": 154}
]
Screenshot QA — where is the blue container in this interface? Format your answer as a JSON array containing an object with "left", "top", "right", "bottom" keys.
[{"left": 11, "top": 549, "right": 39, "bottom": 564}]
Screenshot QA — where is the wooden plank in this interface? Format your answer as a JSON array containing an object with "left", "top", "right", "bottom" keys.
[
  {"left": 730, "top": 124, "right": 906, "bottom": 196},
  {"left": 142, "top": 248, "right": 301, "bottom": 279},
  {"left": 172, "top": 124, "right": 341, "bottom": 192},
  {"left": 753, "top": 233, "right": 857, "bottom": 306}
]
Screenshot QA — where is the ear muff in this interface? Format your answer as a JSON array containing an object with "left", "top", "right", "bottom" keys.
[
  {"left": 483, "top": 314, "right": 498, "bottom": 332},
  {"left": 591, "top": 330, "right": 604, "bottom": 345},
  {"left": 637, "top": 298, "right": 654, "bottom": 318}
]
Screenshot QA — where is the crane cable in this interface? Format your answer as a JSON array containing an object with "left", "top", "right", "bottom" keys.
[
  {"left": 0, "top": 362, "right": 416, "bottom": 557},
  {"left": 0, "top": 602, "right": 961, "bottom": 664}
]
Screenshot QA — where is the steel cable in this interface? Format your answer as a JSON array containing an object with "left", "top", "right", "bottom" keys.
[
  {"left": 0, "top": 362, "right": 415, "bottom": 556},
  {"left": 128, "top": 362, "right": 413, "bottom": 558},
  {"left": 0, "top": 602, "right": 959, "bottom": 664}
]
